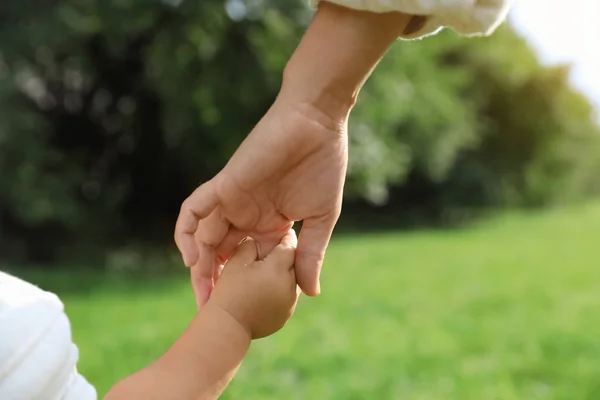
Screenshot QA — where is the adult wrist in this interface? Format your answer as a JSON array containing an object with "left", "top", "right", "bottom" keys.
[
  {"left": 279, "top": 65, "right": 355, "bottom": 131},
  {"left": 279, "top": 2, "right": 412, "bottom": 125}
]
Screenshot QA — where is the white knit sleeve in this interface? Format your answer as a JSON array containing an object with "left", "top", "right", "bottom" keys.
[
  {"left": 0, "top": 272, "right": 97, "bottom": 400},
  {"left": 309, "top": 0, "right": 514, "bottom": 39}
]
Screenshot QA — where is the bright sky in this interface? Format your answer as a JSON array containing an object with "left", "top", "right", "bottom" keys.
[{"left": 509, "top": 0, "right": 600, "bottom": 118}]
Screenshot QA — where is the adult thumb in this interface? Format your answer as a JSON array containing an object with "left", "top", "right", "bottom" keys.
[{"left": 295, "top": 215, "right": 336, "bottom": 297}]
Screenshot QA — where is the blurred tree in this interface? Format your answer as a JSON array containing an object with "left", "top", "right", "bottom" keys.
[
  {"left": 0, "top": 1, "right": 598, "bottom": 264},
  {"left": 452, "top": 27, "right": 600, "bottom": 208}
]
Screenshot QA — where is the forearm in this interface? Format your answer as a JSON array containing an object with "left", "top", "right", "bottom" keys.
[
  {"left": 280, "top": 1, "right": 413, "bottom": 125},
  {"left": 105, "top": 303, "right": 250, "bottom": 400}
]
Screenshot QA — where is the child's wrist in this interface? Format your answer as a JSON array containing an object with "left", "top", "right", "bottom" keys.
[{"left": 205, "top": 300, "right": 253, "bottom": 340}]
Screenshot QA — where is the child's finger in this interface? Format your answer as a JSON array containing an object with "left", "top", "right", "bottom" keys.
[
  {"left": 264, "top": 229, "right": 297, "bottom": 270},
  {"left": 226, "top": 238, "right": 258, "bottom": 269},
  {"left": 216, "top": 228, "right": 248, "bottom": 264}
]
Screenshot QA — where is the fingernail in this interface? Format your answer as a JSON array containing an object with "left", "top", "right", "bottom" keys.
[
  {"left": 403, "top": 15, "right": 428, "bottom": 36},
  {"left": 255, "top": 241, "right": 264, "bottom": 259},
  {"left": 183, "top": 250, "right": 197, "bottom": 267}
]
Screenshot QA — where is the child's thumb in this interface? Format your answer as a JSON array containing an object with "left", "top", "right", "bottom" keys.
[{"left": 226, "top": 238, "right": 258, "bottom": 269}]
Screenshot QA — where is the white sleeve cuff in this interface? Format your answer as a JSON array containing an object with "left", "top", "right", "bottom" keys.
[{"left": 309, "top": 0, "right": 514, "bottom": 39}]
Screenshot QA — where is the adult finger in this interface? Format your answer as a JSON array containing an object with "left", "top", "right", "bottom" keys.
[
  {"left": 213, "top": 228, "right": 247, "bottom": 284},
  {"left": 191, "top": 263, "right": 214, "bottom": 308},
  {"left": 215, "top": 228, "right": 248, "bottom": 265},
  {"left": 295, "top": 214, "right": 337, "bottom": 296},
  {"left": 192, "top": 209, "right": 230, "bottom": 307},
  {"left": 264, "top": 229, "right": 297, "bottom": 271},
  {"left": 175, "top": 180, "right": 219, "bottom": 267}
]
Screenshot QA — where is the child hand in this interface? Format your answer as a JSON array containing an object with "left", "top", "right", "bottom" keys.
[{"left": 208, "top": 229, "right": 299, "bottom": 339}]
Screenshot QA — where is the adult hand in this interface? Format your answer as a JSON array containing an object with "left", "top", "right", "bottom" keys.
[
  {"left": 175, "top": 2, "right": 412, "bottom": 307},
  {"left": 176, "top": 98, "right": 347, "bottom": 306}
]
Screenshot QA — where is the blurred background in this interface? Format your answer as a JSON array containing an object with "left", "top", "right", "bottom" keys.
[{"left": 2, "top": 0, "right": 600, "bottom": 398}]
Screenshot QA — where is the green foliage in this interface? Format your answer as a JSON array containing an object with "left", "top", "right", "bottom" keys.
[
  {"left": 0, "top": 1, "right": 599, "bottom": 262},
  {"left": 455, "top": 28, "right": 600, "bottom": 207}
]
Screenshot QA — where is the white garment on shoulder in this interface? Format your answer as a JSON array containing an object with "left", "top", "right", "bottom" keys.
[
  {"left": 0, "top": 272, "right": 97, "bottom": 400},
  {"left": 309, "top": 0, "right": 514, "bottom": 38}
]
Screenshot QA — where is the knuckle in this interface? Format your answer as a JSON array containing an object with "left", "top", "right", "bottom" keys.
[
  {"left": 180, "top": 199, "right": 192, "bottom": 215},
  {"left": 297, "top": 250, "right": 325, "bottom": 267}
]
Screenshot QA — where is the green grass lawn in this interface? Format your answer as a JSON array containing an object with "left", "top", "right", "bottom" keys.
[{"left": 15, "top": 202, "right": 600, "bottom": 399}]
